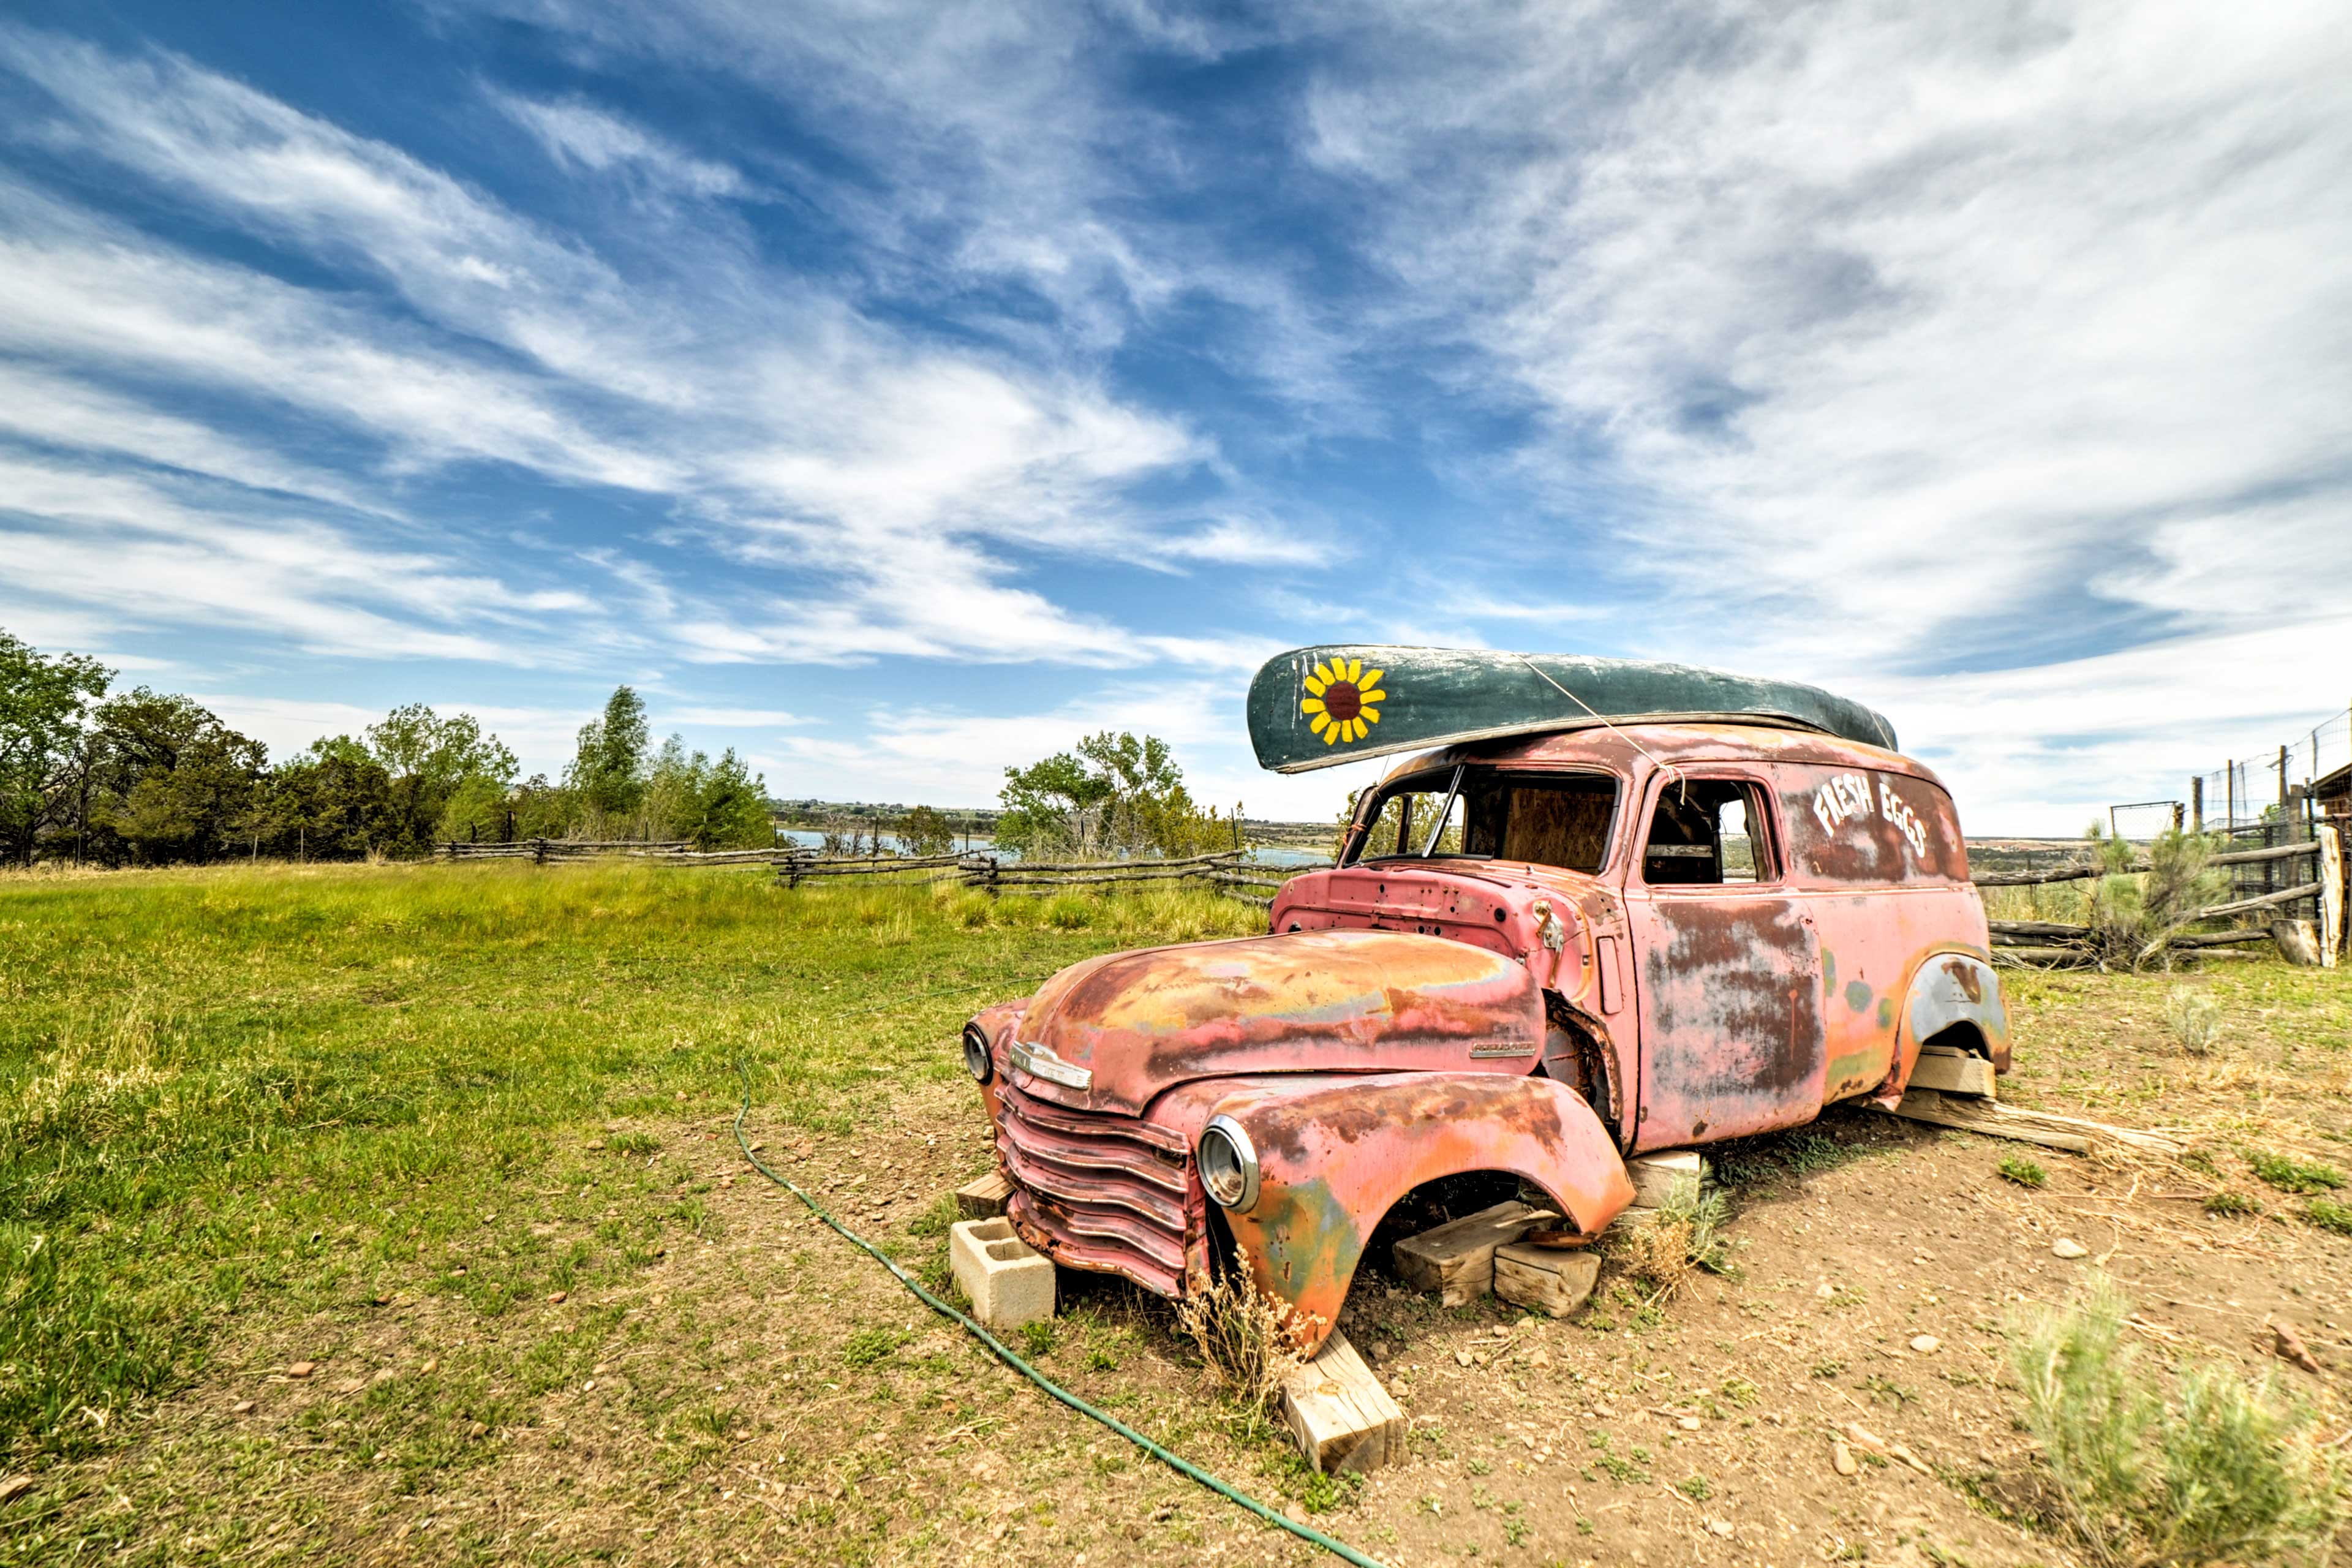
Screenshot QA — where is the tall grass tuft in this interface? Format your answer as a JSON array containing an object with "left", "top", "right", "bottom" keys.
[
  {"left": 2007, "top": 1273, "right": 2345, "bottom": 1566},
  {"left": 1175, "top": 1246, "right": 1318, "bottom": 1414}
]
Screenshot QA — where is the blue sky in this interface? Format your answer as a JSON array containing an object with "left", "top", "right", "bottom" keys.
[{"left": 3, "top": 2, "right": 2348, "bottom": 832}]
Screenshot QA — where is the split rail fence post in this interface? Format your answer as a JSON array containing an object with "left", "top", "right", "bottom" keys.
[
  {"left": 534, "top": 836, "right": 548, "bottom": 867},
  {"left": 2190, "top": 775, "right": 2203, "bottom": 834}
]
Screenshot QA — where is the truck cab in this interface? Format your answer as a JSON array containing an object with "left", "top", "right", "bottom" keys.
[{"left": 962, "top": 651, "right": 2008, "bottom": 1346}]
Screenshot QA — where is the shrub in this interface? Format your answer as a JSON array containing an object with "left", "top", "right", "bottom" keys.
[
  {"left": 1175, "top": 1246, "right": 1318, "bottom": 1413},
  {"left": 2163, "top": 987, "right": 2224, "bottom": 1056},
  {"left": 1997, "top": 1155, "right": 2048, "bottom": 1189},
  {"left": 2081, "top": 825, "right": 2228, "bottom": 971},
  {"left": 2007, "top": 1274, "right": 2344, "bottom": 1565},
  {"left": 2202, "top": 1191, "right": 2259, "bottom": 1218}
]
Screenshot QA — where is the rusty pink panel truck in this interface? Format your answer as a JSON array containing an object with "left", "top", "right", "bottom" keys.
[{"left": 960, "top": 645, "right": 2008, "bottom": 1347}]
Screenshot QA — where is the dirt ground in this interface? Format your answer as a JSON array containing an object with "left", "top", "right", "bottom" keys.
[{"left": 34, "top": 959, "right": 2352, "bottom": 1567}]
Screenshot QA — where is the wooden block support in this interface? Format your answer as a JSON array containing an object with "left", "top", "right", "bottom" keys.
[
  {"left": 1907, "top": 1046, "right": 1997, "bottom": 1099},
  {"left": 955, "top": 1170, "right": 1012, "bottom": 1219},
  {"left": 1393, "top": 1200, "right": 1557, "bottom": 1306},
  {"left": 1626, "top": 1150, "right": 1705, "bottom": 1208},
  {"left": 1493, "top": 1244, "right": 1600, "bottom": 1318},
  {"left": 1281, "top": 1332, "right": 1404, "bottom": 1474}
]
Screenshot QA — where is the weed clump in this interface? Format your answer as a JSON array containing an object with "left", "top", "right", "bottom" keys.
[
  {"left": 2163, "top": 986, "right": 2225, "bottom": 1056},
  {"left": 1613, "top": 1174, "right": 1735, "bottom": 1300},
  {"left": 2007, "top": 1273, "right": 2344, "bottom": 1566},
  {"left": 2202, "top": 1191, "right": 2259, "bottom": 1218},
  {"left": 2250, "top": 1151, "right": 2345, "bottom": 1195},
  {"left": 1175, "top": 1247, "right": 1317, "bottom": 1414},
  {"left": 1997, "top": 1155, "right": 2048, "bottom": 1188},
  {"left": 2303, "top": 1198, "right": 2352, "bottom": 1237}
]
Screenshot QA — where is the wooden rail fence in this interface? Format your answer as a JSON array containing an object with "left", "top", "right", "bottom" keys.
[{"left": 445, "top": 829, "right": 2341, "bottom": 961}]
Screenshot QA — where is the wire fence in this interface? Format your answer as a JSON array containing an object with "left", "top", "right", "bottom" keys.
[{"left": 2187, "top": 706, "right": 2352, "bottom": 835}]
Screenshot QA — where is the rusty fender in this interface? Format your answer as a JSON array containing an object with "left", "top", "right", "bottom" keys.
[
  {"left": 1875, "top": 951, "right": 2011, "bottom": 1107},
  {"left": 1206, "top": 1072, "right": 1635, "bottom": 1346}
]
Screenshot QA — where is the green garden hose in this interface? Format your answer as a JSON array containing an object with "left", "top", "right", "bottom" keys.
[{"left": 729, "top": 1061, "right": 1388, "bottom": 1568}]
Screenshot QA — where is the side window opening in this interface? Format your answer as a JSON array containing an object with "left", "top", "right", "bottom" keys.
[{"left": 1642, "top": 778, "right": 1777, "bottom": 886}]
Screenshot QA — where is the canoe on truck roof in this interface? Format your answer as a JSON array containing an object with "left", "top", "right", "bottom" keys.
[{"left": 1246, "top": 644, "right": 1899, "bottom": 774}]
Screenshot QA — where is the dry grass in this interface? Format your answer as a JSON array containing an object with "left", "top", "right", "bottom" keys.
[{"left": 1174, "top": 1247, "right": 1319, "bottom": 1414}]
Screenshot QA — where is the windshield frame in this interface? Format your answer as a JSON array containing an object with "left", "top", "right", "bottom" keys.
[{"left": 1341, "top": 762, "right": 1627, "bottom": 873}]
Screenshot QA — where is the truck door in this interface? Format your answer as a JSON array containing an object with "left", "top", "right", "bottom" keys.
[{"left": 1623, "top": 774, "right": 1825, "bottom": 1152}]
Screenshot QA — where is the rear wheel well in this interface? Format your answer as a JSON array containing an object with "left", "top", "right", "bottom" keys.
[{"left": 1920, "top": 1020, "right": 1990, "bottom": 1057}]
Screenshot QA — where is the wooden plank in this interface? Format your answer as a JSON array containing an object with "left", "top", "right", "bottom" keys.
[
  {"left": 2196, "top": 881, "right": 2322, "bottom": 920},
  {"left": 1392, "top": 1200, "right": 1556, "bottom": 1306},
  {"left": 1493, "top": 1245, "right": 1600, "bottom": 1318},
  {"left": 1878, "top": 1089, "right": 2091, "bottom": 1153},
  {"left": 1907, "top": 1046, "right": 1996, "bottom": 1098},
  {"left": 1876, "top": 1087, "right": 2182, "bottom": 1156},
  {"left": 2320, "top": 825, "right": 2342, "bottom": 970},
  {"left": 1281, "top": 1332, "right": 1404, "bottom": 1474},
  {"left": 1988, "top": 919, "right": 2092, "bottom": 940},
  {"left": 955, "top": 1170, "right": 1012, "bottom": 1220}
]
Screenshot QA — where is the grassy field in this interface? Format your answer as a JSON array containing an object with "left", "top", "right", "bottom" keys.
[
  {"left": 6, "top": 862, "right": 2351, "bottom": 1566},
  {"left": 1, "top": 862, "right": 1268, "bottom": 1561}
]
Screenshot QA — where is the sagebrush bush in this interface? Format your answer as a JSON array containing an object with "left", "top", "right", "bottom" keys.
[
  {"left": 2008, "top": 1274, "right": 2344, "bottom": 1566},
  {"left": 2163, "top": 986, "right": 2224, "bottom": 1056},
  {"left": 2082, "top": 824, "right": 2229, "bottom": 971}
]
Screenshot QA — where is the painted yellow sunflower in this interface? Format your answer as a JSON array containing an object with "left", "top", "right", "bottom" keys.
[{"left": 1300, "top": 657, "right": 1386, "bottom": 745}]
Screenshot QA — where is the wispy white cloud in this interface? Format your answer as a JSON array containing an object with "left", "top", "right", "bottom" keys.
[{"left": 489, "top": 91, "right": 748, "bottom": 199}]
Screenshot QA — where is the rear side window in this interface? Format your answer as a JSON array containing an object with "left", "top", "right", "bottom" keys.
[
  {"left": 1639, "top": 778, "right": 1777, "bottom": 886},
  {"left": 1782, "top": 768, "right": 1968, "bottom": 884}
]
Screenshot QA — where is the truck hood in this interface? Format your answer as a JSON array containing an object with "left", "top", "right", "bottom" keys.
[{"left": 1011, "top": 928, "right": 1544, "bottom": 1117}]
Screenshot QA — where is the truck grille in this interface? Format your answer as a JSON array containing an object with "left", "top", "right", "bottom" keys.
[{"left": 994, "top": 1077, "right": 1194, "bottom": 1298}]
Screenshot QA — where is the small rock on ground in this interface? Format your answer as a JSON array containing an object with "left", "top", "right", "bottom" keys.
[
  {"left": 2052, "top": 1238, "right": 2089, "bottom": 1258},
  {"left": 1831, "top": 1440, "right": 1857, "bottom": 1476},
  {"left": 1909, "top": 1334, "right": 1942, "bottom": 1354}
]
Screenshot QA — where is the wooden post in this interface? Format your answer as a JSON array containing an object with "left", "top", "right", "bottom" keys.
[
  {"left": 2191, "top": 775, "right": 2203, "bottom": 834},
  {"left": 2227, "top": 761, "right": 2236, "bottom": 835},
  {"left": 533, "top": 836, "right": 548, "bottom": 866}
]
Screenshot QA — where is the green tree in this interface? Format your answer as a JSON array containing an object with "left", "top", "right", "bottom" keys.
[
  {"left": 86, "top": 690, "right": 266, "bottom": 864},
  {"left": 0, "top": 628, "right": 110, "bottom": 865},
  {"left": 897, "top": 804, "right": 954, "bottom": 857},
  {"left": 568, "top": 686, "right": 650, "bottom": 823},
  {"left": 692, "top": 748, "right": 772, "bottom": 850},
  {"left": 355, "top": 704, "right": 518, "bottom": 852},
  {"left": 996, "top": 731, "right": 1221, "bottom": 858},
  {"left": 262, "top": 748, "right": 396, "bottom": 859}
]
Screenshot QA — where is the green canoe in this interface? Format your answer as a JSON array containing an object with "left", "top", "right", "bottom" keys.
[{"left": 1246, "top": 646, "right": 1898, "bottom": 774}]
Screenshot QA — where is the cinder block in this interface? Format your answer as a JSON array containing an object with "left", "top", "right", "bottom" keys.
[
  {"left": 1909, "top": 1046, "right": 1996, "bottom": 1099},
  {"left": 948, "top": 1217, "right": 1054, "bottom": 1332},
  {"left": 1393, "top": 1200, "right": 1558, "bottom": 1306},
  {"left": 1282, "top": 1332, "right": 1404, "bottom": 1474},
  {"left": 1493, "top": 1243, "right": 1600, "bottom": 1317},
  {"left": 1626, "top": 1150, "right": 1705, "bottom": 1209},
  {"left": 955, "top": 1170, "right": 1013, "bottom": 1219}
]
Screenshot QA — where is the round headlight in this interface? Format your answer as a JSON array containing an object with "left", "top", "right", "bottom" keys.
[
  {"left": 962, "top": 1025, "right": 993, "bottom": 1084},
  {"left": 1199, "top": 1116, "right": 1259, "bottom": 1211}
]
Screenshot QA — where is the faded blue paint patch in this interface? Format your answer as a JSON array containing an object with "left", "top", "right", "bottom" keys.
[
  {"left": 1877, "top": 996, "right": 1895, "bottom": 1030},
  {"left": 1248, "top": 1175, "right": 1363, "bottom": 1307},
  {"left": 1844, "top": 978, "right": 1873, "bottom": 1012}
]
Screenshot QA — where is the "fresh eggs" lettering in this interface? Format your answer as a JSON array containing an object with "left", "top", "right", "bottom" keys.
[{"left": 1811, "top": 771, "right": 1928, "bottom": 860}]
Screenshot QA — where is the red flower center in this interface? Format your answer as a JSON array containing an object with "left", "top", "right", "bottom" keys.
[{"left": 1324, "top": 681, "right": 1362, "bottom": 722}]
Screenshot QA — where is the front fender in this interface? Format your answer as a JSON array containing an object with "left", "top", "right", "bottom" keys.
[
  {"left": 1877, "top": 951, "right": 2010, "bottom": 1107},
  {"left": 1207, "top": 1072, "right": 1635, "bottom": 1346}
]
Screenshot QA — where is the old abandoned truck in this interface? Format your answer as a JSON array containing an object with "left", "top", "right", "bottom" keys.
[{"left": 961, "top": 646, "right": 2008, "bottom": 1346}]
